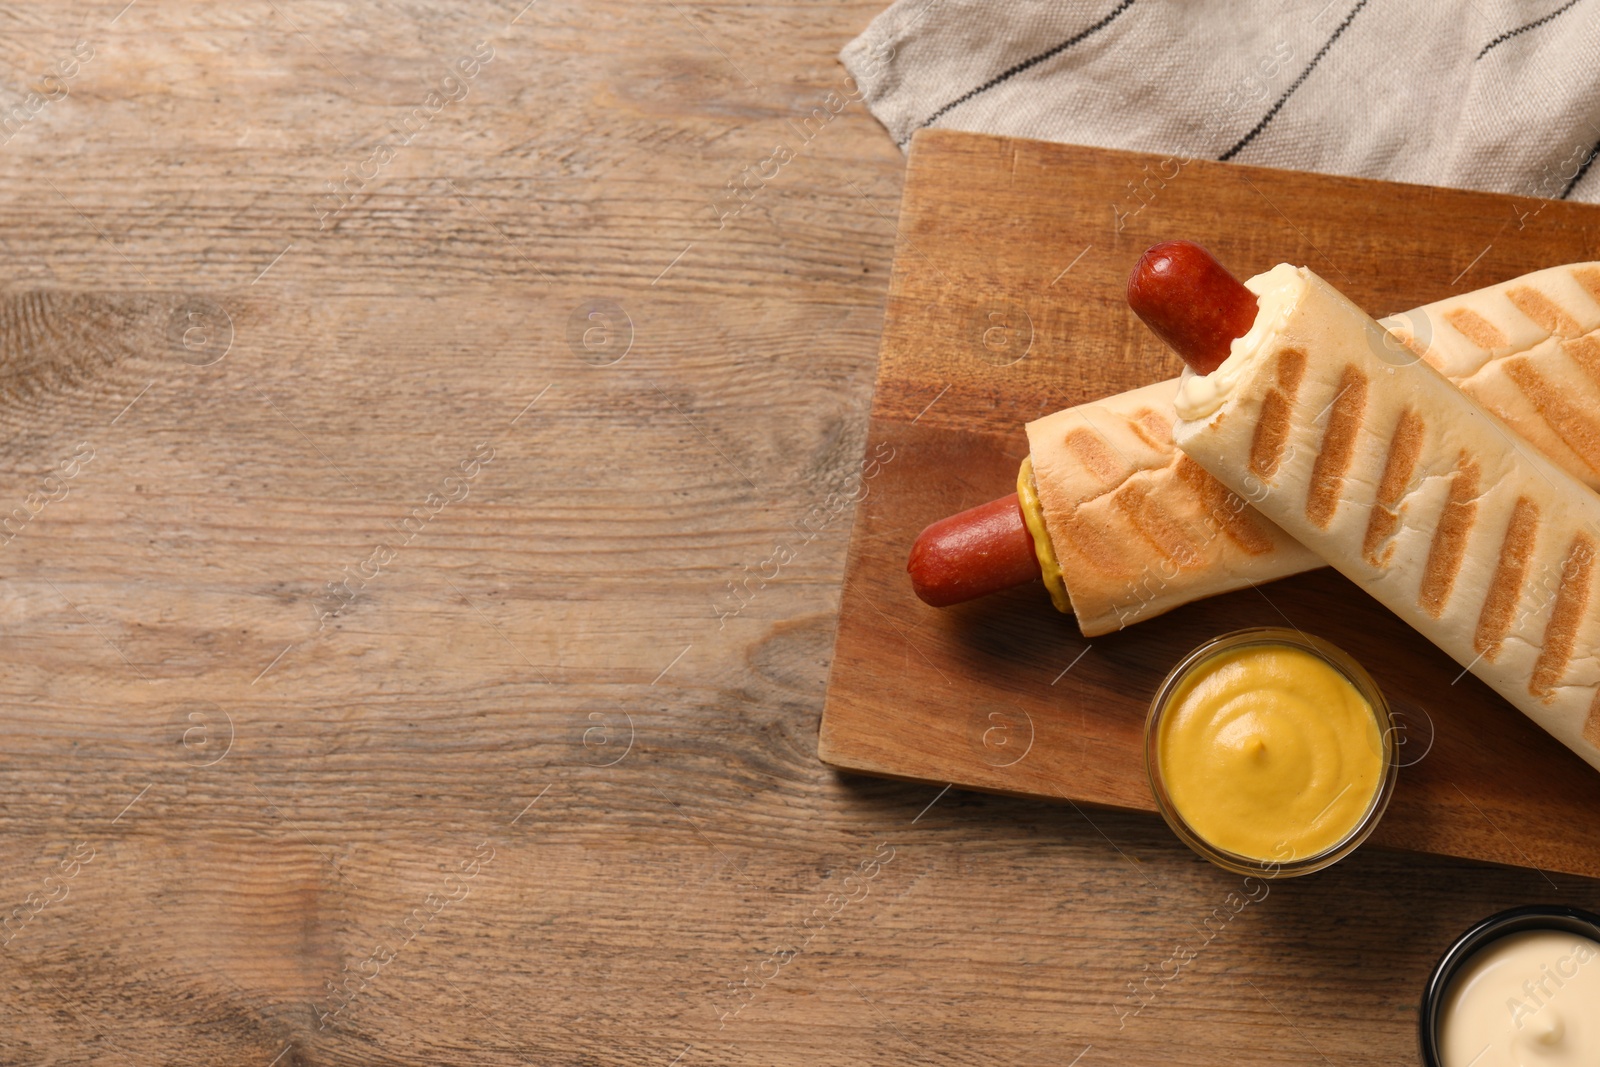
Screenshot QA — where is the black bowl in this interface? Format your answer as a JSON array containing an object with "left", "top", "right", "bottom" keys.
[{"left": 1419, "top": 904, "right": 1600, "bottom": 1066}]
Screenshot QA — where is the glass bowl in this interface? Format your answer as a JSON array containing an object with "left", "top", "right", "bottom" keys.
[{"left": 1144, "top": 626, "right": 1398, "bottom": 878}]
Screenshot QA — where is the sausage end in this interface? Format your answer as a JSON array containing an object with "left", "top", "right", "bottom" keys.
[{"left": 907, "top": 493, "right": 1043, "bottom": 607}]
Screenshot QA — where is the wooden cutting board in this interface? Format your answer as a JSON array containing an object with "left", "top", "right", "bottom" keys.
[{"left": 819, "top": 129, "right": 1600, "bottom": 880}]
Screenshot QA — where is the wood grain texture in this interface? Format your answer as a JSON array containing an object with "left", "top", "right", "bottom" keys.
[
  {"left": 820, "top": 131, "right": 1600, "bottom": 879},
  {"left": 0, "top": 6, "right": 1595, "bottom": 1066}
]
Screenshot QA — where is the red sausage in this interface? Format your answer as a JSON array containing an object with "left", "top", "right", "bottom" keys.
[
  {"left": 1126, "top": 241, "right": 1259, "bottom": 375},
  {"left": 908, "top": 493, "right": 1042, "bottom": 607}
]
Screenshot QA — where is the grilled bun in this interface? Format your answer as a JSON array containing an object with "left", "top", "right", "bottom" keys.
[
  {"left": 1174, "top": 265, "right": 1600, "bottom": 772},
  {"left": 1025, "top": 380, "right": 1317, "bottom": 636},
  {"left": 1025, "top": 263, "right": 1600, "bottom": 642}
]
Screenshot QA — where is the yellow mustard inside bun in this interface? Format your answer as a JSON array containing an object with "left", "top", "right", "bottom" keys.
[{"left": 1017, "top": 456, "right": 1070, "bottom": 613}]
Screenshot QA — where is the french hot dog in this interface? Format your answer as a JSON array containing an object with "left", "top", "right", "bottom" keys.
[
  {"left": 1148, "top": 250, "right": 1600, "bottom": 772},
  {"left": 911, "top": 246, "right": 1600, "bottom": 640}
]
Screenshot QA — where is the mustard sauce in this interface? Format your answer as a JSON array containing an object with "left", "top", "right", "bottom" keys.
[
  {"left": 1156, "top": 643, "right": 1384, "bottom": 862},
  {"left": 1016, "top": 456, "right": 1070, "bottom": 614}
]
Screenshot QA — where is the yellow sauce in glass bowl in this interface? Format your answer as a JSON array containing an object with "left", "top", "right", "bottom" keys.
[{"left": 1145, "top": 628, "right": 1396, "bottom": 876}]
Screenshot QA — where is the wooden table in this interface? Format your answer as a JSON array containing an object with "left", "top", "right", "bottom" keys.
[{"left": 0, "top": 4, "right": 1595, "bottom": 1064}]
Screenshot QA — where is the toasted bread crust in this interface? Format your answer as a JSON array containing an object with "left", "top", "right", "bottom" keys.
[
  {"left": 1128, "top": 407, "right": 1171, "bottom": 451},
  {"left": 1363, "top": 406, "right": 1425, "bottom": 566},
  {"left": 1175, "top": 454, "right": 1275, "bottom": 555},
  {"left": 1446, "top": 307, "right": 1508, "bottom": 349},
  {"left": 1531, "top": 533, "right": 1596, "bottom": 702},
  {"left": 1574, "top": 265, "right": 1600, "bottom": 305},
  {"left": 1508, "top": 286, "right": 1582, "bottom": 337},
  {"left": 1563, "top": 334, "right": 1600, "bottom": 391},
  {"left": 1112, "top": 479, "right": 1200, "bottom": 567},
  {"left": 1305, "top": 364, "right": 1367, "bottom": 529},
  {"left": 1062, "top": 427, "right": 1124, "bottom": 486},
  {"left": 1419, "top": 453, "right": 1481, "bottom": 619},
  {"left": 1501, "top": 354, "right": 1600, "bottom": 473},
  {"left": 1248, "top": 348, "right": 1306, "bottom": 481},
  {"left": 1474, "top": 496, "right": 1539, "bottom": 661}
]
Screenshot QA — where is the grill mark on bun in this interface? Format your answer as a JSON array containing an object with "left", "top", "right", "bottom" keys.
[
  {"left": 1061, "top": 512, "right": 1136, "bottom": 580},
  {"left": 1305, "top": 364, "right": 1367, "bottom": 529},
  {"left": 1446, "top": 307, "right": 1509, "bottom": 350},
  {"left": 1063, "top": 427, "right": 1126, "bottom": 486},
  {"left": 1129, "top": 407, "right": 1171, "bottom": 451},
  {"left": 1111, "top": 479, "right": 1199, "bottom": 570},
  {"left": 1585, "top": 689, "right": 1600, "bottom": 750},
  {"left": 1419, "top": 452, "right": 1481, "bottom": 618},
  {"left": 1362, "top": 406, "right": 1425, "bottom": 566},
  {"left": 1174, "top": 453, "right": 1275, "bottom": 556},
  {"left": 1572, "top": 265, "right": 1600, "bottom": 306},
  {"left": 1248, "top": 348, "right": 1307, "bottom": 481},
  {"left": 1507, "top": 285, "right": 1582, "bottom": 337},
  {"left": 1561, "top": 333, "right": 1600, "bottom": 393},
  {"left": 1474, "top": 496, "right": 1539, "bottom": 660},
  {"left": 1276, "top": 346, "right": 1307, "bottom": 392},
  {"left": 1394, "top": 329, "right": 1431, "bottom": 361},
  {"left": 1530, "top": 532, "right": 1597, "bottom": 701},
  {"left": 1501, "top": 355, "right": 1600, "bottom": 474}
]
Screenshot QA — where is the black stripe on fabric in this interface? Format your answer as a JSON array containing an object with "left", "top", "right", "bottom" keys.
[
  {"left": 1477, "top": 0, "right": 1582, "bottom": 61},
  {"left": 1561, "top": 138, "right": 1600, "bottom": 199},
  {"left": 1218, "top": 0, "right": 1370, "bottom": 163},
  {"left": 902, "top": 0, "right": 1136, "bottom": 144}
]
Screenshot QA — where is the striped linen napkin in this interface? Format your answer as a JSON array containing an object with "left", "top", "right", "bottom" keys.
[{"left": 840, "top": 0, "right": 1600, "bottom": 203}]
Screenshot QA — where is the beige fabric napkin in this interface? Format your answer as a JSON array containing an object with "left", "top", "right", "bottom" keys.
[{"left": 841, "top": 0, "right": 1600, "bottom": 202}]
